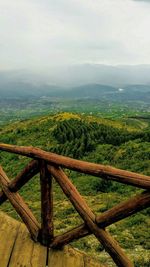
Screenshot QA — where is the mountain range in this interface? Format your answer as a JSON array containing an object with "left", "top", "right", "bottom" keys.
[{"left": 0, "top": 64, "right": 150, "bottom": 103}]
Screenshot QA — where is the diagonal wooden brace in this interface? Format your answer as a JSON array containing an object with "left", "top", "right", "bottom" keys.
[
  {"left": 0, "top": 166, "right": 40, "bottom": 241},
  {"left": 48, "top": 165, "right": 134, "bottom": 267},
  {"left": 50, "top": 190, "right": 150, "bottom": 248},
  {"left": 0, "top": 160, "right": 39, "bottom": 205}
]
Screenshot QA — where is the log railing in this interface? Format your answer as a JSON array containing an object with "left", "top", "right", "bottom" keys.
[{"left": 0, "top": 143, "right": 150, "bottom": 267}]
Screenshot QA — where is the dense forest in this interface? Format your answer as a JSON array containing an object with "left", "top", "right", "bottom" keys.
[{"left": 52, "top": 118, "right": 150, "bottom": 159}]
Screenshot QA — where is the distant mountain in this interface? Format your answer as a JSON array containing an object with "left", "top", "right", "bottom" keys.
[
  {"left": 0, "top": 79, "right": 150, "bottom": 103},
  {"left": 0, "top": 81, "right": 62, "bottom": 98},
  {"left": 124, "top": 84, "right": 150, "bottom": 93},
  {"left": 66, "top": 84, "right": 150, "bottom": 103},
  {"left": 50, "top": 64, "right": 150, "bottom": 87},
  {"left": 0, "top": 69, "right": 63, "bottom": 98},
  {"left": 0, "top": 67, "right": 150, "bottom": 103},
  {"left": 1, "top": 64, "right": 150, "bottom": 87},
  {"left": 66, "top": 84, "right": 116, "bottom": 98},
  {"left": 119, "top": 84, "right": 150, "bottom": 102}
]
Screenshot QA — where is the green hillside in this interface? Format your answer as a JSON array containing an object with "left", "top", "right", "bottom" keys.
[{"left": 0, "top": 112, "right": 150, "bottom": 266}]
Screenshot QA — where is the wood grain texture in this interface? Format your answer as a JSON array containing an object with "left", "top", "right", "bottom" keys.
[
  {"left": 8, "top": 223, "right": 34, "bottom": 267},
  {"left": 48, "top": 246, "right": 104, "bottom": 267},
  {"left": 62, "top": 246, "right": 84, "bottom": 267},
  {"left": 31, "top": 242, "right": 47, "bottom": 267},
  {"left": 8, "top": 223, "right": 47, "bottom": 267},
  {"left": 0, "top": 212, "right": 103, "bottom": 267},
  {"left": 0, "top": 212, "right": 21, "bottom": 267},
  {"left": 0, "top": 143, "right": 150, "bottom": 189}
]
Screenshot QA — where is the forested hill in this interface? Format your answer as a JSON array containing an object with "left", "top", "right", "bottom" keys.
[
  {"left": 0, "top": 112, "right": 150, "bottom": 266},
  {"left": 0, "top": 112, "right": 150, "bottom": 175}
]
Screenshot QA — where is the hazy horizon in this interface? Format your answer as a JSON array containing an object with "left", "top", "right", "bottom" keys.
[{"left": 1, "top": 63, "right": 150, "bottom": 87}]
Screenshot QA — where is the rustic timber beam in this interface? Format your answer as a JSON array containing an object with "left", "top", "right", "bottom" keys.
[
  {"left": 49, "top": 165, "right": 96, "bottom": 223},
  {"left": 8, "top": 160, "right": 39, "bottom": 191},
  {"left": 0, "top": 166, "right": 40, "bottom": 241},
  {"left": 49, "top": 165, "right": 133, "bottom": 267},
  {"left": 0, "top": 143, "right": 150, "bottom": 189},
  {"left": 0, "top": 160, "right": 39, "bottom": 205},
  {"left": 50, "top": 190, "right": 150, "bottom": 248},
  {"left": 39, "top": 160, "right": 54, "bottom": 246}
]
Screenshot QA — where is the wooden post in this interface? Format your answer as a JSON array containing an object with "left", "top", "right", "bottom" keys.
[{"left": 39, "top": 160, "right": 53, "bottom": 246}]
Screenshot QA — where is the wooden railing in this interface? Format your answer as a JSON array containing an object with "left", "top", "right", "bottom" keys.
[{"left": 0, "top": 143, "right": 150, "bottom": 267}]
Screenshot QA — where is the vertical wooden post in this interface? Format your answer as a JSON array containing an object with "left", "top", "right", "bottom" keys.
[{"left": 39, "top": 160, "right": 53, "bottom": 246}]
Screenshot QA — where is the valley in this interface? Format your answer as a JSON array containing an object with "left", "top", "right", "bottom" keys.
[{"left": 0, "top": 88, "right": 149, "bottom": 126}]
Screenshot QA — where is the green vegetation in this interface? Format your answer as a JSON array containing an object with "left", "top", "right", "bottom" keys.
[
  {"left": 51, "top": 118, "right": 150, "bottom": 161},
  {"left": 1, "top": 95, "right": 150, "bottom": 126},
  {"left": 0, "top": 112, "right": 150, "bottom": 266}
]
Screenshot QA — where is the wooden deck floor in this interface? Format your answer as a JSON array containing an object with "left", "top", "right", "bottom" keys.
[{"left": 0, "top": 211, "right": 105, "bottom": 267}]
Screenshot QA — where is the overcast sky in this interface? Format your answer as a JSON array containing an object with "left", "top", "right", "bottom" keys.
[{"left": 0, "top": 0, "right": 150, "bottom": 71}]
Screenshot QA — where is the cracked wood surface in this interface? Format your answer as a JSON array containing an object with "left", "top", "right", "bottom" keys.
[{"left": 0, "top": 211, "right": 105, "bottom": 267}]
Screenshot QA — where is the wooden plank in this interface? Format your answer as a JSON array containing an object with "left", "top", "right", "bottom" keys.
[
  {"left": 0, "top": 166, "right": 40, "bottom": 241},
  {"left": 8, "top": 223, "right": 34, "bottom": 267},
  {"left": 0, "top": 212, "right": 21, "bottom": 267},
  {"left": 39, "top": 160, "right": 54, "bottom": 246},
  {"left": 84, "top": 255, "right": 105, "bottom": 267},
  {"left": 0, "top": 160, "right": 39, "bottom": 206},
  {"left": 50, "top": 190, "right": 150, "bottom": 248},
  {"left": 49, "top": 166, "right": 133, "bottom": 267},
  {"left": 0, "top": 212, "right": 104, "bottom": 267},
  {"left": 48, "top": 248, "right": 64, "bottom": 267},
  {"left": 48, "top": 246, "right": 103, "bottom": 267},
  {"left": 48, "top": 246, "right": 84, "bottom": 267},
  {"left": 62, "top": 246, "right": 84, "bottom": 267},
  {"left": 0, "top": 143, "right": 150, "bottom": 189},
  {"left": 30, "top": 243, "right": 47, "bottom": 267},
  {"left": 8, "top": 223, "right": 47, "bottom": 267}
]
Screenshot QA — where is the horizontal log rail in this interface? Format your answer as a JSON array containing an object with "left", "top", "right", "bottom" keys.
[
  {"left": 0, "top": 143, "right": 150, "bottom": 267},
  {"left": 0, "top": 143, "right": 150, "bottom": 189}
]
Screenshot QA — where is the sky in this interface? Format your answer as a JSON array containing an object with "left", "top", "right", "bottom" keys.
[{"left": 0, "top": 0, "right": 150, "bottom": 71}]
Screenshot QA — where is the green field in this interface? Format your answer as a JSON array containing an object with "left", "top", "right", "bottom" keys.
[{"left": 0, "top": 96, "right": 150, "bottom": 126}]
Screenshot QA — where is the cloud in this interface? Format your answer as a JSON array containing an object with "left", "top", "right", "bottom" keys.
[{"left": 0, "top": 0, "right": 150, "bottom": 71}]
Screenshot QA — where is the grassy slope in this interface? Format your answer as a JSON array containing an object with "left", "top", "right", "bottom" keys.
[{"left": 0, "top": 112, "right": 150, "bottom": 266}]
